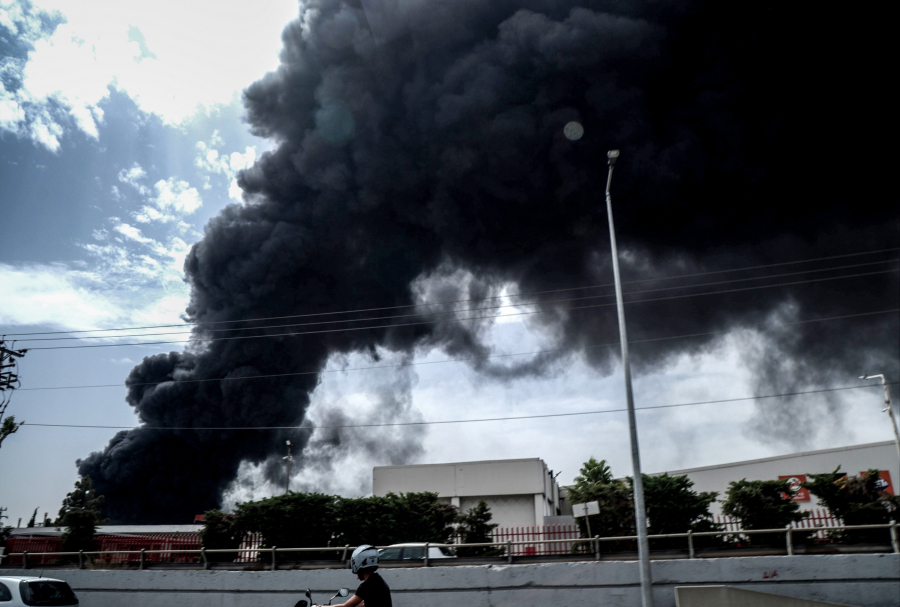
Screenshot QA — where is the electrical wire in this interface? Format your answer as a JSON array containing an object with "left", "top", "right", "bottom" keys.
[
  {"left": 5, "top": 247, "right": 898, "bottom": 338},
  {"left": 22, "top": 267, "right": 900, "bottom": 350},
  {"left": 13, "top": 257, "right": 897, "bottom": 343},
  {"left": 15, "top": 308, "right": 899, "bottom": 392},
  {"left": 18, "top": 382, "right": 899, "bottom": 431}
]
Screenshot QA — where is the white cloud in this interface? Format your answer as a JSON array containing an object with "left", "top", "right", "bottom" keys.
[
  {"left": 195, "top": 131, "right": 257, "bottom": 201},
  {"left": 117, "top": 163, "right": 149, "bottom": 194},
  {"left": 116, "top": 163, "right": 203, "bottom": 224},
  {"left": 0, "top": 0, "right": 298, "bottom": 150},
  {"left": 152, "top": 178, "right": 202, "bottom": 215}
]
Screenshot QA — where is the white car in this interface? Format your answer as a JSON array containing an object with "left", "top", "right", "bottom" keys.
[
  {"left": 378, "top": 542, "right": 455, "bottom": 561},
  {"left": 0, "top": 576, "right": 79, "bottom": 606}
]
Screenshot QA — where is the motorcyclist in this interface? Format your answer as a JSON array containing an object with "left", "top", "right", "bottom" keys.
[{"left": 325, "top": 544, "right": 392, "bottom": 607}]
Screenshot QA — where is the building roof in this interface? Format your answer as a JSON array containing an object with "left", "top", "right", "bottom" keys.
[
  {"left": 657, "top": 440, "right": 894, "bottom": 476},
  {"left": 374, "top": 457, "right": 546, "bottom": 471},
  {"left": 9, "top": 525, "right": 203, "bottom": 536}
]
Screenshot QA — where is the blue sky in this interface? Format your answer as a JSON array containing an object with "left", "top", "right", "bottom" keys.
[{"left": 1, "top": 0, "right": 897, "bottom": 526}]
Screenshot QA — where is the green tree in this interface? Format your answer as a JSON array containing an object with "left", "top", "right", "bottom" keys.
[
  {"left": 57, "top": 476, "right": 107, "bottom": 554},
  {"left": 199, "top": 510, "right": 242, "bottom": 562},
  {"left": 567, "top": 458, "right": 634, "bottom": 550},
  {"left": 0, "top": 416, "right": 23, "bottom": 450},
  {"left": 633, "top": 473, "right": 723, "bottom": 549},
  {"left": 722, "top": 479, "right": 809, "bottom": 546},
  {"left": 232, "top": 492, "right": 336, "bottom": 561},
  {"left": 455, "top": 500, "right": 502, "bottom": 557},
  {"left": 803, "top": 467, "right": 900, "bottom": 544},
  {"left": 333, "top": 492, "right": 457, "bottom": 547},
  {"left": 0, "top": 523, "right": 11, "bottom": 551}
]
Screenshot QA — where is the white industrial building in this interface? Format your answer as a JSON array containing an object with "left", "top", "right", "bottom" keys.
[
  {"left": 373, "top": 458, "right": 562, "bottom": 528},
  {"left": 660, "top": 440, "right": 897, "bottom": 515},
  {"left": 375, "top": 442, "right": 896, "bottom": 527}
]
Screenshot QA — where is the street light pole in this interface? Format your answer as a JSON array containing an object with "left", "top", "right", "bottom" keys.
[
  {"left": 283, "top": 440, "right": 293, "bottom": 494},
  {"left": 604, "top": 150, "right": 654, "bottom": 607},
  {"left": 860, "top": 374, "right": 900, "bottom": 461}
]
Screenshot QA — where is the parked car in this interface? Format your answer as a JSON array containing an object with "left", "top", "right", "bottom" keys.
[
  {"left": 0, "top": 576, "right": 79, "bottom": 606},
  {"left": 377, "top": 543, "right": 456, "bottom": 561}
]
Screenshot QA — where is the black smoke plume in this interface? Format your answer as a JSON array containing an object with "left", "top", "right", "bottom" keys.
[{"left": 79, "top": 0, "right": 898, "bottom": 523}]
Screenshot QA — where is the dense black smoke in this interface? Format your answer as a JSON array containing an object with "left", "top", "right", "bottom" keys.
[{"left": 79, "top": 0, "right": 898, "bottom": 523}]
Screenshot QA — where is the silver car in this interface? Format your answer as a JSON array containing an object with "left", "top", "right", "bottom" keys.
[
  {"left": 0, "top": 576, "right": 79, "bottom": 606},
  {"left": 378, "top": 542, "right": 455, "bottom": 561}
]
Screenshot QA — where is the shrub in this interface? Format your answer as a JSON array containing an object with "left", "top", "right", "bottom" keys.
[
  {"left": 803, "top": 467, "right": 900, "bottom": 544},
  {"left": 722, "top": 479, "right": 810, "bottom": 546}
]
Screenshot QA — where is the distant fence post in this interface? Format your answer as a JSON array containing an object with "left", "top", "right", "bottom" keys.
[
  {"left": 506, "top": 540, "right": 512, "bottom": 564},
  {"left": 594, "top": 536, "right": 600, "bottom": 561},
  {"left": 22, "top": 551, "right": 28, "bottom": 570},
  {"left": 140, "top": 549, "right": 146, "bottom": 570},
  {"left": 890, "top": 521, "right": 899, "bottom": 554},
  {"left": 201, "top": 548, "right": 208, "bottom": 570},
  {"left": 78, "top": 550, "right": 84, "bottom": 570},
  {"left": 687, "top": 530, "right": 695, "bottom": 559},
  {"left": 271, "top": 546, "right": 277, "bottom": 571},
  {"left": 785, "top": 526, "right": 794, "bottom": 556}
]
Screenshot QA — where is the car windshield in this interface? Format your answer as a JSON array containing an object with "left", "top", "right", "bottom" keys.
[
  {"left": 401, "top": 547, "right": 424, "bottom": 559},
  {"left": 20, "top": 581, "right": 78, "bottom": 606}
]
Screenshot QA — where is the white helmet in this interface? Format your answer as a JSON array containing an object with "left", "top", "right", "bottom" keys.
[{"left": 350, "top": 544, "right": 379, "bottom": 575}]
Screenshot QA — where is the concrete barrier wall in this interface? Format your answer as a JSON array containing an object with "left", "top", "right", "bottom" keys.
[
  {"left": 50, "top": 554, "right": 899, "bottom": 607},
  {"left": 675, "top": 586, "right": 852, "bottom": 607}
]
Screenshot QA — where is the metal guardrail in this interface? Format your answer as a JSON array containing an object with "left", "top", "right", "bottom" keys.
[{"left": 2, "top": 521, "right": 897, "bottom": 570}]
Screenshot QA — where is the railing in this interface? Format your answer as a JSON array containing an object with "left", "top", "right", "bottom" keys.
[
  {"left": 714, "top": 509, "right": 842, "bottom": 541},
  {"left": 492, "top": 524, "right": 580, "bottom": 556},
  {"left": 2, "top": 521, "right": 897, "bottom": 570}
]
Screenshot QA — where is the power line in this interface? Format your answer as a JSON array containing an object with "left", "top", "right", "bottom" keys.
[
  {"left": 14, "top": 258, "right": 897, "bottom": 343},
  {"left": 23, "top": 267, "right": 900, "bottom": 350},
  {"left": 5, "top": 247, "right": 898, "bottom": 338},
  {"left": 19, "top": 382, "right": 899, "bottom": 431},
  {"left": 15, "top": 308, "right": 899, "bottom": 392}
]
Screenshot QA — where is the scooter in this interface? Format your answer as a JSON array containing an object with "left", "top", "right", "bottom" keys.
[{"left": 294, "top": 587, "right": 350, "bottom": 607}]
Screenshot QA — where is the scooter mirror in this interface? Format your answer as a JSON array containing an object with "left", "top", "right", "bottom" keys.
[{"left": 338, "top": 588, "right": 350, "bottom": 597}]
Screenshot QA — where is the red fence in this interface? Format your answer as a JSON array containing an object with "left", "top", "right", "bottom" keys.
[
  {"left": 4, "top": 533, "right": 203, "bottom": 565},
  {"left": 491, "top": 524, "right": 580, "bottom": 556},
  {"left": 5, "top": 537, "right": 62, "bottom": 565},
  {"left": 96, "top": 533, "right": 201, "bottom": 564}
]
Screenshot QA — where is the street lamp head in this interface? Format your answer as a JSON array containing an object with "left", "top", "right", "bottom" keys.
[
  {"left": 607, "top": 149, "right": 620, "bottom": 167},
  {"left": 286, "top": 440, "right": 292, "bottom": 446}
]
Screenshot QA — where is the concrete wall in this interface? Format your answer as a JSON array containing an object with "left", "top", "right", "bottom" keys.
[
  {"left": 675, "top": 586, "right": 850, "bottom": 607},
  {"left": 52, "top": 554, "right": 899, "bottom": 607}
]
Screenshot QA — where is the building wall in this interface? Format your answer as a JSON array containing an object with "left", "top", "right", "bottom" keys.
[
  {"left": 373, "top": 458, "right": 561, "bottom": 527},
  {"left": 459, "top": 495, "right": 536, "bottom": 527},
  {"left": 662, "top": 441, "right": 898, "bottom": 515}
]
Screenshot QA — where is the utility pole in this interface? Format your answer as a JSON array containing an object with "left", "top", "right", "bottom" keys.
[
  {"left": 860, "top": 374, "right": 900, "bottom": 461},
  {"left": 283, "top": 440, "right": 293, "bottom": 494},
  {"left": 0, "top": 340, "right": 27, "bottom": 451},
  {"left": 604, "top": 150, "right": 654, "bottom": 607}
]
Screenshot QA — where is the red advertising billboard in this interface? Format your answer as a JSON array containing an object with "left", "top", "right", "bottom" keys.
[
  {"left": 860, "top": 470, "right": 894, "bottom": 495},
  {"left": 779, "top": 474, "right": 810, "bottom": 501}
]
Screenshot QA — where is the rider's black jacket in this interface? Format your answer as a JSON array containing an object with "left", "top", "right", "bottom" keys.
[{"left": 355, "top": 572, "right": 392, "bottom": 607}]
